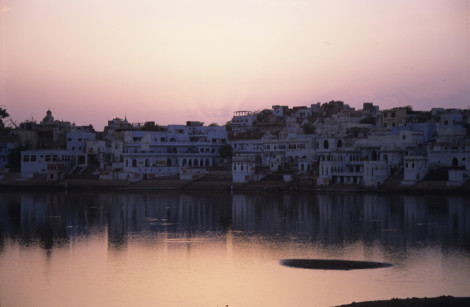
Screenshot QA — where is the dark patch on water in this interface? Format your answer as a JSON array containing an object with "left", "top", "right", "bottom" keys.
[{"left": 280, "top": 259, "right": 394, "bottom": 270}]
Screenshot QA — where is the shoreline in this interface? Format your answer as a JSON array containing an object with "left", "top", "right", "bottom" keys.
[
  {"left": 337, "top": 296, "right": 470, "bottom": 307},
  {"left": 2, "top": 177, "right": 470, "bottom": 194}
]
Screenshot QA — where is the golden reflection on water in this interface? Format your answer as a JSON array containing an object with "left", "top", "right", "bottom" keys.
[{"left": 1, "top": 229, "right": 470, "bottom": 307}]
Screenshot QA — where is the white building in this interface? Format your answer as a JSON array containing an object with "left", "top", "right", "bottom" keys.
[
  {"left": 232, "top": 111, "right": 257, "bottom": 135},
  {"left": 66, "top": 130, "right": 95, "bottom": 153},
  {"left": 21, "top": 150, "right": 74, "bottom": 179},
  {"left": 122, "top": 153, "right": 180, "bottom": 180},
  {"left": 120, "top": 124, "right": 228, "bottom": 179},
  {"left": 402, "top": 156, "right": 429, "bottom": 185},
  {"left": 232, "top": 155, "right": 256, "bottom": 183},
  {"left": 317, "top": 154, "right": 364, "bottom": 186},
  {"left": 428, "top": 125, "right": 470, "bottom": 169},
  {"left": 232, "top": 138, "right": 263, "bottom": 156},
  {"left": 355, "top": 129, "right": 425, "bottom": 171},
  {"left": 363, "top": 161, "right": 390, "bottom": 187},
  {"left": 262, "top": 134, "right": 316, "bottom": 170}
]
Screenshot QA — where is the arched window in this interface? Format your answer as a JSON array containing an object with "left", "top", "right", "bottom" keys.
[
  {"left": 452, "top": 157, "right": 458, "bottom": 168},
  {"left": 324, "top": 140, "right": 329, "bottom": 149},
  {"left": 132, "top": 159, "right": 137, "bottom": 167},
  {"left": 167, "top": 158, "right": 171, "bottom": 166},
  {"left": 337, "top": 140, "right": 342, "bottom": 148}
]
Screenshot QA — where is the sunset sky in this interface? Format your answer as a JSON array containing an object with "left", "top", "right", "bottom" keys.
[{"left": 1, "top": 0, "right": 469, "bottom": 130}]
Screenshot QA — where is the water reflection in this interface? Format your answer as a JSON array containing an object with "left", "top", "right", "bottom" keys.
[
  {"left": 1, "top": 191, "right": 470, "bottom": 307},
  {"left": 0, "top": 191, "right": 468, "bottom": 252}
]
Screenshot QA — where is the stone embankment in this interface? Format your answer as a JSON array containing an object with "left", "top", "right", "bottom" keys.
[
  {"left": 0, "top": 171, "right": 292, "bottom": 192},
  {"left": 2, "top": 171, "right": 470, "bottom": 193}
]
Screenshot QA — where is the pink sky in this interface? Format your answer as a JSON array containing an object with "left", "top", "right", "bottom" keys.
[{"left": 1, "top": 0, "right": 469, "bottom": 130}]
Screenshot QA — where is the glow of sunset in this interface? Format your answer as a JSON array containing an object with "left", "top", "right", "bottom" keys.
[{"left": 1, "top": 0, "right": 469, "bottom": 130}]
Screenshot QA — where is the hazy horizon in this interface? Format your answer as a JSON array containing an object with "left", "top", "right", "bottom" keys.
[{"left": 1, "top": 0, "right": 469, "bottom": 130}]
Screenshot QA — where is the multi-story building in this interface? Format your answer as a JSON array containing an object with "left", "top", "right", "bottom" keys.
[
  {"left": 428, "top": 125, "right": 469, "bottom": 168},
  {"left": 231, "top": 111, "right": 257, "bottom": 136},
  {"left": 401, "top": 156, "right": 429, "bottom": 185},
  {"left": 67, "top": 129, "right": 96, "bottom": 153},
  {"left": 121, "top": 124, "right": 228, "bottom": 177},
  {"left": 382, "top": 108, "right": 407, "bottom": 129},
  {"left": 20, "top": 150, "right": 74, "bottom": 178}
]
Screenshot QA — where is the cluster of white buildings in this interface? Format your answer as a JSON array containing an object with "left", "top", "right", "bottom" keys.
[
  {"left": 17, "top": 112, "right": 229, "bottom": 181},
  {"left": 7, "top": 102, "right": 470, "bottom": 188},
  {"left": 230, "top": 103, "right": 470, "bottom": 187}
]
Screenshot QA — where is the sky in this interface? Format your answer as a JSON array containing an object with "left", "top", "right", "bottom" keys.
[{"left": 1, "top": 0, "right": 469, "bottom": 130}]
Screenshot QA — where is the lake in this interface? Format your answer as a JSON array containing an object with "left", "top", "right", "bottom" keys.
[{"left": 0, "top": 190, "right": 469, "bottom": 307}]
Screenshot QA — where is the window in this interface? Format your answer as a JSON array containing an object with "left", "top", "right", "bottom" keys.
[
  {"left": 31, "top": 155, "right": 36, "bottom": 162},
  {"left": 24, "top": 155, "right": 29, "bottom": 162}
]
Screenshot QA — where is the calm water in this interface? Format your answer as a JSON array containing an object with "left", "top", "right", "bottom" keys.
[{"left": 0, "top": 190, "right": 469, "bottom": 307}]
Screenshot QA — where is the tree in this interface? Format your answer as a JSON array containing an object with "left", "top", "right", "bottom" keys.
[
  {"left": 359, "top": 116, "right": 376, "bottom": 125},
  {"left": 302, "top": 122, "right": 316, "bottom": 134},
  {"left": 0, "top": 107, "right": 10, "bottom": 130},
  {"left": 218, "top": 144, "right": 233, "bottom": 159},
  {"left": 7, "top": 146, "right": 27, "bottom": 172},
  {"left": 141, "top": 122, "right": 164, "bottom": 131},
  {"left": 209, "top": 123, "right": 219, "bottom": 127},
  {"left": 225, "top": 121, "right": 232, "bottom": 132},
  {"left": 255, "top": 109, "right": 272, "bottom": 123}
]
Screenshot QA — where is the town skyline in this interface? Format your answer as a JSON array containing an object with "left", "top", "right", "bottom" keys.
[
  {"left": 4, "top": 100, "right": 470, "bottom": 132},
  {"left": 2, "top": 0, "right": 469, "bottom": 131}
]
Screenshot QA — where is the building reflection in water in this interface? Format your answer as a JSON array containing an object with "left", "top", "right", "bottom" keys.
[{"left": 0, "top": 191, "right": 468, "bottom": 252}]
